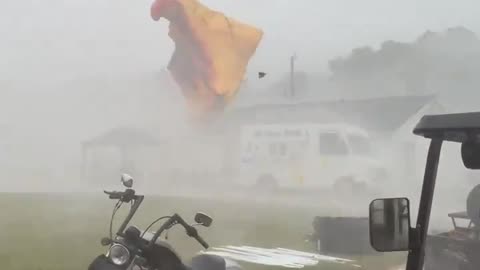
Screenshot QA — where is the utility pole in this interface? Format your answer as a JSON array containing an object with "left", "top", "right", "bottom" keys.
[{"left": 290, "top": 54, "right": 297, "bottom": 98}]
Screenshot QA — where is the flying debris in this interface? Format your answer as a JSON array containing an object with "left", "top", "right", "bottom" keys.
[
  {"left": 201, "top": 246, "right": 361, "bottom": 268},
  {"left": 150, "top": 0, "right": 263, "bottom": 121},
  {"left": 258, "top": 72, "right": 267, "bottom": 79}
]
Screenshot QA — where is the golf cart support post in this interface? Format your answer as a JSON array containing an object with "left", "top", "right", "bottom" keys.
[{"left": 369, "top": 112, "right": 480, "bottom": 270}]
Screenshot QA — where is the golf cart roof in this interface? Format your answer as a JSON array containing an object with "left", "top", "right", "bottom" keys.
[{"left": 413, "top": 112, "right": 480, "bottom": 143}]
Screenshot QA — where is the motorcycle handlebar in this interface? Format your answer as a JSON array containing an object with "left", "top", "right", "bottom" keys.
[
  {"left": 103, "top": 188, "right": 144, "bottom": 237},
  {"left": 148, "top": 214, "right": 209, "bottom": 249},
  {"left": 104, "top": 190, "right": 123, "bottom": 199},
  {"left": 174, "top": 214, "right": 209, "bottom": 249},
  {"left": 104, "top": 189, "right": 137, "bottom": 203},
  {"left": 193, "top": 233, "right": 209, "bottom": 249}
]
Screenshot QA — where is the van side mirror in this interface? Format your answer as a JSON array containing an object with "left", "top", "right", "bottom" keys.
[{"left": 369, "top": 198, "right": 411, "bottom": 252}]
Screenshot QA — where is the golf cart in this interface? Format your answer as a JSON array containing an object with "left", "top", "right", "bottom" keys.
[{"left": 368, "top": 112, "right": 480, "bottom": 270}]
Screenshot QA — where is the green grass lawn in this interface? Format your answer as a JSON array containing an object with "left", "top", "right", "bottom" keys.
[{"left": 0, "top": 192, "right": 405, "bottom": 270}]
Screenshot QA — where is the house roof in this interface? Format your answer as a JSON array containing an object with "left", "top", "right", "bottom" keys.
[
  {"left": 222, "top": 95, "right": 434, "bottom": 133},
  {"left": 82, "top": 127, "right": 162, "bottom": 148}
]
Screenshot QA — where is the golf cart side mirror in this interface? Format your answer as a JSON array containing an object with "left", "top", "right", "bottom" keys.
[
  {"left": 194, "top": 212, "right": 213, "bottom": 227},
  {"left": 462, "top": 141, "right": 480, "bottom": 169},
  {"left": 369, "top": 197, "right": 411, "bottom": 252},
  {"left": 121, "top": 173, "right": 134, "bottom": 188}
]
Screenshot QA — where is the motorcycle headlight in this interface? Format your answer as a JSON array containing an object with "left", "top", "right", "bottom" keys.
[{"left": 108, "top": 244, "right": 130, "bottom": 265}]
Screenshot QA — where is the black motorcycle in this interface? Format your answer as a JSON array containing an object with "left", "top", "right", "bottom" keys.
[{"left": 88, "top": 174, "right": 241, "bottom": 270}]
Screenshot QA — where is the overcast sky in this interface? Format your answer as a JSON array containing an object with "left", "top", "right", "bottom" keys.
[{"left": 1, "top": 0, "right": 480, "bottom": 86}]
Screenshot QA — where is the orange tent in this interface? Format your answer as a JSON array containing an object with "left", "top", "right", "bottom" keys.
[{"left": 151, "top": 0, "right": 263, "bottom": 120}]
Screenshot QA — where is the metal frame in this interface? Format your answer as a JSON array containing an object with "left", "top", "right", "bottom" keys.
[
  {"left": 405, "top": 139, "right": 443, "bottom": 270},
  {"left": 447, "top": 212, "right": 473, "bottom": 230}
]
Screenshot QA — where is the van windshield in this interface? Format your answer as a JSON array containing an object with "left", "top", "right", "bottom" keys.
[
  {"left": 318, "top": 132, "right": 348, "bottom": 155},
  {"left": 348, "top": 135, "right": 372, "bottom": 155}
]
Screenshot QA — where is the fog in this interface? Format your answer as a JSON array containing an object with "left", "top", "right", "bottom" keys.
[
  {"left": 3, "top": 0, "right": 480, "bottom": 76},
  {"left": 2, "top": 0, "right": 480, "bottom": 245}
]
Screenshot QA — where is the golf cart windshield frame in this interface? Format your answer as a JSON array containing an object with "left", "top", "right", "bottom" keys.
[
  {"left": 406, "top": 112, "right": 480, "bottom": 270},
  {"left": 414, "top": 112, "right": 480, "bottom": 142}
]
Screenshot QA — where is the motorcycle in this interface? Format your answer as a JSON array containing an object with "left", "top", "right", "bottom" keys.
[{"left": 88, "top": 174, "right": 241, "bottom": 270}]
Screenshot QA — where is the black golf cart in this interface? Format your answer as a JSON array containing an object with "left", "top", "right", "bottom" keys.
[{"left": 368, "top": 112, "right": 480, "bottom": 270}]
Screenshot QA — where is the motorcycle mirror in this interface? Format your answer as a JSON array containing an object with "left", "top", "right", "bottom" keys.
[
  {"left": 121, "top": 173, "right": 134, "bottom": 188},
  {"left": 101, "top": 237, "right": 112, "bottom": 246},
  {"left": 194, "top": 212, "right": 213, "bottom": 227}
]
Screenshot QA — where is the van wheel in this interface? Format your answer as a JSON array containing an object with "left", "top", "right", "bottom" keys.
[{"left": 256, "top": 174, "right": 278, "bottom": 192}]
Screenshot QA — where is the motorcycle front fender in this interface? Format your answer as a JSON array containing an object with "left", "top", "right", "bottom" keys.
[{"left": 88, "top": 255, "right": 122, "bottom": 270}]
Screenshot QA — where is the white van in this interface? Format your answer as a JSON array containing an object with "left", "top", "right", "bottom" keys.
[{"left": 235, "top": 123, "right": 387, "bottom": 191}]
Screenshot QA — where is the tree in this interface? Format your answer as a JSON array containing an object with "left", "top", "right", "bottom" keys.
[{"left": 328, "top": 26, "right": 480, "bottom": 95}]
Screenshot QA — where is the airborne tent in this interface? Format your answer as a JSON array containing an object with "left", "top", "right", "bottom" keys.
[{"left": 150, "top": 0, "right": 263, "bottom": 120}]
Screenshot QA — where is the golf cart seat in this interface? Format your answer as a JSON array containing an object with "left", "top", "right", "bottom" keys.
[
  {"left": 448, "top": 211, "right": 469, "bottom": 219},
  {"left": 447, "top": 211, "right": 473, "bottom": 230}
]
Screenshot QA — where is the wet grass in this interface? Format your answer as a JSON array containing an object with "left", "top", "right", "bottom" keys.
[{"left": 0, "top": 192, "right": 405, "bottom": 270}]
